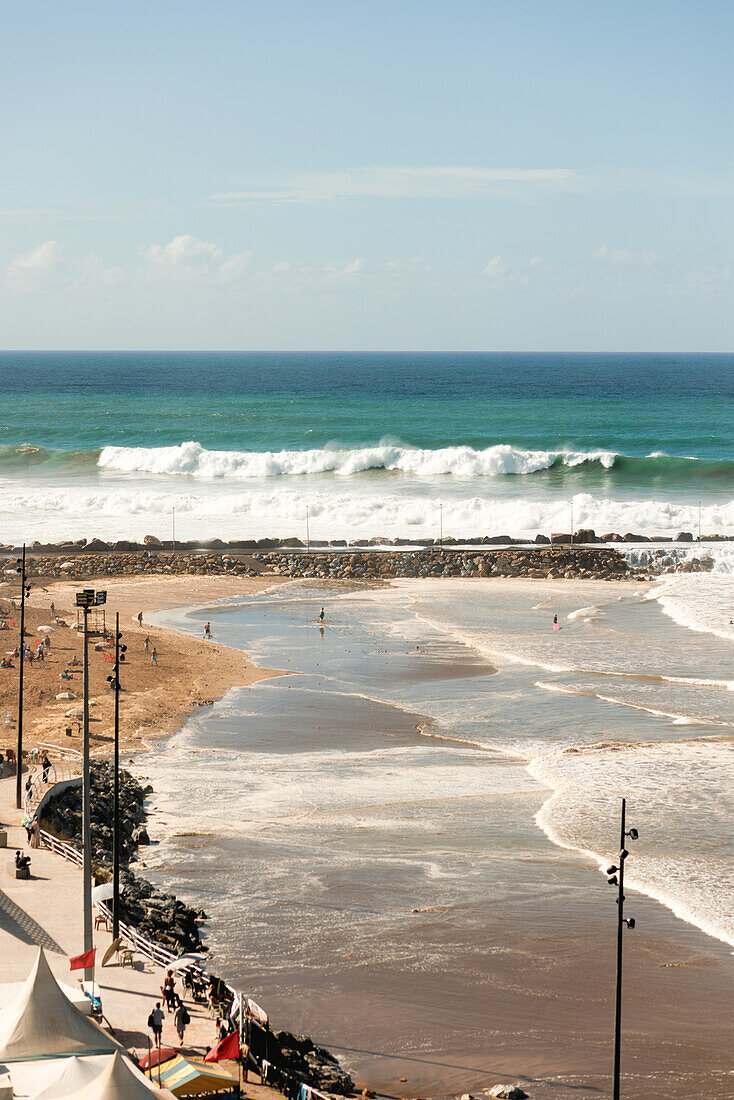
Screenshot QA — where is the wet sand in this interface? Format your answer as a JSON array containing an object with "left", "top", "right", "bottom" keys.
[{"left": 139, "top": 580, "right": 734, "bottom": 1100}]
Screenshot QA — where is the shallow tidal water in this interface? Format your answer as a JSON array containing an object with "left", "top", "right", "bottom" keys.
[{"left": 139, "top": 576, "right": 734, "bottom": 1098}]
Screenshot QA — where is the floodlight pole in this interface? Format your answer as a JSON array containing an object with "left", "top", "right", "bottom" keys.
[
  {"left": 77, "top": 587, "right": 106, "bottom": 983},
  {"left": 112, "top": 612, "right": 120, "bottom": 941},
  {"left": 15, "top": 544, "right": 27, "bottom": 809},
  {"left": 306, "top": 505, "right": 310, "bottom": 554},
  {"left": 81, "top": 600, "right": 93, "bottom": 980},
  {"left": 612, "top": 799, "right": 626, "bottom": 1100}
]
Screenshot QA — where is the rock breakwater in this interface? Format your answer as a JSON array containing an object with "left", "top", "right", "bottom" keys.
[{"left": 40, "top": 762, "right": 206, "bottom": 954}]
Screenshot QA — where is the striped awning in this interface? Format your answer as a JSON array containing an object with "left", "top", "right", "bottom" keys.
[{"left": 156, "top": 1055, "right": 239, "bottom": 1096}]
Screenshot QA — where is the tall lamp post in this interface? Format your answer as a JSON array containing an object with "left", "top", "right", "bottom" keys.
[
  {"left": 15, "top": 545, "right": 30, "bottom": 809},
  {"left": 106, "top": 614, "right": 126, "bottom": 940},
  {"left": 75, "top": 587, "right": 107, "bottom": 981},
  {"left": 606, "top": 798, "right": 639, "bottom": 1100}
]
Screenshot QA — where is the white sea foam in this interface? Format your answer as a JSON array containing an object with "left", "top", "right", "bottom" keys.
[
  {"left": 97, "top": 439, "right": 618, "bottom": 479},
  {"left": 530, "top": 738, "right": 734, "bottom": 947}
]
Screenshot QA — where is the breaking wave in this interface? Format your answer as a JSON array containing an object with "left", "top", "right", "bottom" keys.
[{"left": 93, "top": 440, "right": 732, "bottom": 482}]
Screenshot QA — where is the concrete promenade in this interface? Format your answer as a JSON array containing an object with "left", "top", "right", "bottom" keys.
[{"left": 0, "top": 774, "right": 259, "bottom": 1073}]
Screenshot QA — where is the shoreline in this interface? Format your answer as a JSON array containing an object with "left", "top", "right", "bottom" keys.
[{"left": 3, "top": 572, "right": 733, "bottom": 1098}]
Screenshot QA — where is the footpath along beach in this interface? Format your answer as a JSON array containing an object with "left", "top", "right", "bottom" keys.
[{"left": 1, "top": 550, "right": 733, "bottom": 1100}]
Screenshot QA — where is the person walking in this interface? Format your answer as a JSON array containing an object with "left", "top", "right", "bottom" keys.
[
  {"left": 50, "top": 601, "right": 55, "bottom": 618},
  {"left": 42, "top": 754, "right": 51, "bottom": 783},
  {"left": 148, "top": 1002, "right": 165, "bottom": 1047},
  {"left": 204, "top": 622, "right": 211, "bottom": 640},
  {"left": 138, "top": 611, "right": 144, "bottom": 627},
  {"left": 30, "top": 817, "right": 40, "bottom": 849},
  {"left": 144, "top": 635, "right": 150, "bottom": 653},
  {"left": 151, "top": 648, "right": 158, "bottom": 666},
  {"left": 174, "top": 999, "right": 190, "bottom": 1046}
]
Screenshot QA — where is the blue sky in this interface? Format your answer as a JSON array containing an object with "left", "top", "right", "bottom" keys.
[{"left": 1, "top": 0, "right": 732, "bottom": 349}]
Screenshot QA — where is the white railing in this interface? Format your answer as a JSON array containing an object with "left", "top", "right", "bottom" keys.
[
  {"left": 39, "top": 828, "right": 83, "bottom": 867},
  {"left": 37, "top": 742, "right": 82, "bottom": 762},
  {"left": 24, "top": 762, "right": 81, "bottom": 817}
]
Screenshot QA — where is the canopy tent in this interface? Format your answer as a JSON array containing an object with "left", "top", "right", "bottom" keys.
[
  {"left": 0, "top": 949, "right": 119, "bottom": 1062},
  {"left": 0, "top": 981, "right": 93, "bottom": 1017},
  {"left": 58, "top": 1052, "right": 176, "bottom": 1100},
  {"left": 156, "top": 1055, "right": 239, "bottom": 1097},
  {"left": 7, "top": 1055, "right": 112, "bottom": 1100}
]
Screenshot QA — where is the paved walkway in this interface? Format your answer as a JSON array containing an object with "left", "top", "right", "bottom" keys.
[{"left": 0, "top": 773, "right": 270, "bottom": 1086}]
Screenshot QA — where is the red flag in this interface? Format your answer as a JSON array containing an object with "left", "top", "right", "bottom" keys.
[
  {"left": 204, "top": 1030, "right": 240, "bottom": 1062},
  {"left": 69, "top": 948, "right": 95, "bottom": 971}
]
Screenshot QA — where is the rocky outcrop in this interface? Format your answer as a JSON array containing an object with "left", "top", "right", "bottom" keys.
[
  {"left": 268, "top": 1030, "right": 353, "bottom": 1094},
  {"left": 40, "top": 763, "right": 205, "bottom": 954}
]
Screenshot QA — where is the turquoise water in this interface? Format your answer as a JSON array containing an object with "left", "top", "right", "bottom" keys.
[{"left": 0, "top": 352, "right": 731, "bottom": 541}]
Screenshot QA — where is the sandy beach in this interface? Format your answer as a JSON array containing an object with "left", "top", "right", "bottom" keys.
[{"left": 0, "top": 575, "right": 285, "bottom": 761}]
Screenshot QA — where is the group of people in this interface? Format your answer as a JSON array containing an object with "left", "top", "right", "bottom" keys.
[{"left": 148, "top": 970, "right": 192, "bottom": 1046}]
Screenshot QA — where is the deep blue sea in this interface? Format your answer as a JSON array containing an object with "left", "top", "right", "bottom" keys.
[{"left": 0, "top": 352, "right": 732, "bottom": 542}]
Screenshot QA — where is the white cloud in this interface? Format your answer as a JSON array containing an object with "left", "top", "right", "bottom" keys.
[
  {"left": 6, "top": 240, "right": 62, "bottom": 288},
  {"left": 207, "top": 165, "right": 576, "bottom": 205},
  {"left": 338, "top": 257, "right": 364, "bottom": 276},
  {"left": 142, "top": 234, "right": 250, "bottom": 283},
  {"left": 592, "top": 244, "right": 657, "bottom": 266},
  {"left": 482, "top": 255, "right": 507, "bottom": 278}
]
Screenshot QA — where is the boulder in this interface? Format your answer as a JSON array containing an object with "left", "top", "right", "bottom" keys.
[
  {"left": 534, "top": 534, "right": 550, "bottom": 544},
  {"left": 676, "top": 531, "right": 694, "bottom": 542},
  {"left": 574, "top": 528, "right": 596, "bottom": 543},
  {"left": 550, "top": 533, "right": 572, "bottom": 545},
  {"left": 486, "top": 1087, "right": 529, "bottom": 1099},
  {"left": 143, "top": 535, "right": 163, "bottom": 547},
  {"left": 85, "top": 538, "right": 110, "bottom": 552},
  {"left": 132, "top": 826, "right": 150, "bottom": 845}
]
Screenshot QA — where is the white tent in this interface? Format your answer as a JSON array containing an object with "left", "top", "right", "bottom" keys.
[
  {"left": 0, "top": 949, "right": 118, "bottom": 1062},
  {"left": 0, "top": 981, "right": 93, "bottom": 1017},
  {"left": 33, "top": 1056, "right": 108, "bottom": 1100},
  {"left": 60, "top": 1052, "right": 176, "bottom": 1100},
  {"left": 5, "top": 1055, "right": 112, "bottom": 1100}
]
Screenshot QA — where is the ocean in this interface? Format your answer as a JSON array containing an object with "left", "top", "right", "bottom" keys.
[{"left": 0, "top": 351, "right": 732, "bottom": 543}]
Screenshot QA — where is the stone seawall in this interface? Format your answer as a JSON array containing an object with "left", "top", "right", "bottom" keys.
[{"left": 1, "top": 545, "right": 718, "bottom": 583}]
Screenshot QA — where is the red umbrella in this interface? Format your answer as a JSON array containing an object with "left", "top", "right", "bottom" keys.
[{"left": 139, "top": 1047, "right": 177, "bottom": 1070}]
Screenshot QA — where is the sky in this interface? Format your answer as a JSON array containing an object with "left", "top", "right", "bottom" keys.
[{"left": 1, "top": 0, "right": 732, "bottom": 351}]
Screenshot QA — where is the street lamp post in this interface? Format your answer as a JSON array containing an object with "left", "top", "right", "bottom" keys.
[
  {"left": 305, "top": 505, "right": 310, "bottom": 554},
  {"left": 606, "top": 798, "right": 639, "bottom": 1100},
  {"left": 15, "top": 545, "right": 30, "bottom": 809},
  {"left": 75, "top": 588, "right": 107, "bottom": 982},
  {"left": 106, "top": 614, "right": 126, "bottom": 941}
]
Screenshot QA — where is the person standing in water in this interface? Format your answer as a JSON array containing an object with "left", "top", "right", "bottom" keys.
[
  {"left": 204, "top": 622, "right": 212, "bottom": 640},
  {"left": 319, "top": 607, "right": 325, "bottom": 623}
]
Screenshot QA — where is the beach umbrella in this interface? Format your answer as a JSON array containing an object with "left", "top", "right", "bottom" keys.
[
  {"left": 138, "top": 1048, "right": 177, "bottom": 1072},
  {"left": 167, "top": 954, "right": 207, "bottom": 972},
  {"left": 156, "top": 1055, "right": 239, "bottom": 1096}
]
